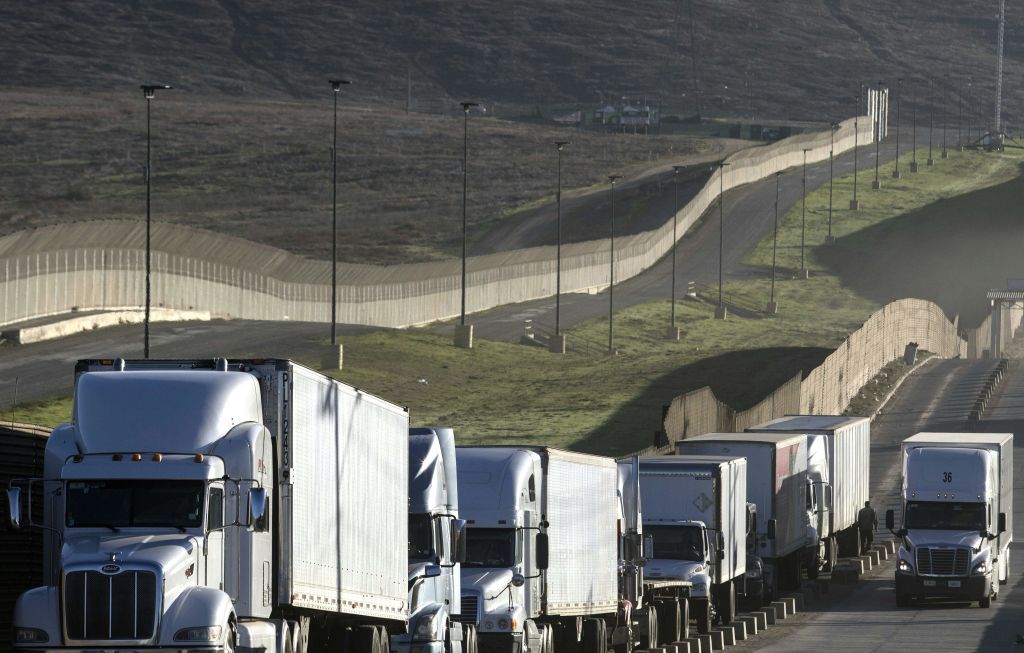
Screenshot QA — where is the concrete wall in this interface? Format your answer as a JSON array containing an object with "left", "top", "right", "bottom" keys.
[
  {"left": 967, "top": 303, "right": 1024, "bottom": 358},
  {"left": 662, "top": 298, "right": 967, "bottom": 445},
  {"left": 0, "top": 116, "right": 876, "bottom": 329}
]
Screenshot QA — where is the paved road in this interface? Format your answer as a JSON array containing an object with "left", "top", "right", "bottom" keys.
[
  {"left": 739, "top": 357, "right": 1024, "bottom": 652},
  {"left": 452, "top": 134, "right": 923, "bottom": 342}
]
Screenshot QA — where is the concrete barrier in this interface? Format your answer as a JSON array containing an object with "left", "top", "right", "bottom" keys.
[{"left": 1, "top": 308, "right": 211, "bottom": 344}]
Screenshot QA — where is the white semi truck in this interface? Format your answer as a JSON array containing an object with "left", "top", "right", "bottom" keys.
[
  {"left": 636, "top": 456, "right": 747, "bottom": 634},
  {"left": 747, "top": 416, "right": 871, "bottom": 576},
  {"left": 886, "top": 433, "right": 1013, "bottom": 608},
  {"left": 677, "top": 433, "right": 808, "bottom": 602},
  {"left": 394, "top": 427, "right": 474, "bottom": 653},
  {"left": 455, "top": 447, "right": 619, "bottom": 653},
  {"left": 7, "top": 358, "right": 409, "bottom": 653}
]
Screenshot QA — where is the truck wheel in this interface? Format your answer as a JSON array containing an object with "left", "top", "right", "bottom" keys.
[
  {"left": 715, "top": 582, "right": 736, "bottom": 626},
  {"left": 354, "top": 626, "right": 380, "bottom": 653},
  {"left": 826, "top": 537, "right": 839, "bottom": 572},
  {"left": 678, "top": 597, "right": 690, "bottom": 641},
  {"left": 806, "top": 548, "right": 820, "bottom": 580},
  {"left": 980, "top": 595, "right": 992, "bottom": 608},
  {"left": 656, "top": 599, "right": 681, "bottom": 644},
  {"left": 543, "top": 624, "right": 555, "bottom": 653},
  {"left": 464, "top": 625, "right": 478, "bottom": 653},
  {"left": 1000, "top": 552, "right": 1010, "bottom": 586},
  {"left": 693, "top": 599, "right": 711, "bottom": 636},
  {"left": 582, "top": 618, "right": 604, "bottom": 653},
  {"left": 637, "top": 606, "right": 658, "bottom": 649}
]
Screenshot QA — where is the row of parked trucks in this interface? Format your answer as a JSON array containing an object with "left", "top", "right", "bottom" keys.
[{"left": 4, "top": 358, "right": 1013, "bottom": 651}]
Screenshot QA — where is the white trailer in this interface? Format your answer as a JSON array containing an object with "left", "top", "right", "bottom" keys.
[
  {"left": 747, "top": 416, "right": 871, "bottom": 565},
  {"left": 676, "top": 433, "right": 808, "bottom": 601},
  {"left": 638, "top": 456, "right": 747, "bottom": 633},
  {"left": 7, "top": 358, "right": 409, "bottom": 653},
  {"left": 887, "top": 432, "right": 1013, "bottom": 608},
  {"left": 456, "top": 446, "right": 618, "bottom": 653}
]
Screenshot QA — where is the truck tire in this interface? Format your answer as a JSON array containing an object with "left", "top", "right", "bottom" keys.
[
  {"left": 637, "top": 606, "right": 658, "bottom": 649},
  {"left": 980, "top": 595, "right": 992, "bottom": 608},
  {"left": 714, "top": 581, "right": 736, "bottom": 626},
  {"left": 825, "top": 537, "right": 839, "bottom": 572},
  {"left": 656, "top": 599, "right": 681, "bottom": 644},
  {"left": 543, "top": 624, "right": 555, "bottom": 653},
  {"left": 1000, "top": 551, "right": 1010, "bottom": 586},
  {"left": 582, "top": 618, "right": 604, "bottom": 653},
  {"left": 693, "top": 599, "right": 712, "bottom": 636},
  {"left": 678, "top": 597, "right": 690, "bottom": 641},
  {"left": 355, "top": 626, "right": 380, "bottom": 653}
]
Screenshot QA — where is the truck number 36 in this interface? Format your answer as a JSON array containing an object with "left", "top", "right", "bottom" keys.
[{"left": 942, "top": 472, "right": 952, "bottom": 483}]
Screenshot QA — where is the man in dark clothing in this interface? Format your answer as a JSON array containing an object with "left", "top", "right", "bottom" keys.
[{"left": 858, "top": 500, "right": 878, "bottom": 554}]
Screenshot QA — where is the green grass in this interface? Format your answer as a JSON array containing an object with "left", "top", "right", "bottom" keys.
[{"left": 8, "top": 396, "right": 73, "bottom": 429}]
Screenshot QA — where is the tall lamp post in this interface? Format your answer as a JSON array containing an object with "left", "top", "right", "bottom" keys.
[
  {"left": 552, "top": 140, "right": 570, "bottom": 351},
  {"left": 670, "top": 165, "right": 686, "bottom": 338},
  {"left": 927, "top": 80, "right": 935, "bottom": 166},
  {"left": 768, "top": 171, "right": 782, "bottom": 315},
  {"left": 873, "top": 80, "right": 883, "bottom": 190},
  {"left": 607, "top": 174, "right": 622, "bottom": 354},
  {"left": 892, "top": 78, "right": 903, "bottom": 179},
  {"left": 942, "top": 77, "right": 949, "bottom": 159},
  {"left": 800, "top": 148, "right": 811, "bottom": 279},
  {"left": 456, "top": 101, "right": 479, "bottom": 349},
  {"left": 328, "top": 79, "right": 352, "bottom": 350},
  {"left": 714, "top": 161, "right": 730, "bottom": 319},
  {"left": 851, "top": 88, "right": 861, "bottom": 210},
  {"left": 957, "top": 76, "right": 964, "bottom": 149},
  {"left": 910, "top": 93, "right": 919, "bottom": 173},
  {"left": 141, "top": 83, "right": 172, "bottom": 360},
  {"left": 827, "top": 121, "right": 839, "bottom": 243}
]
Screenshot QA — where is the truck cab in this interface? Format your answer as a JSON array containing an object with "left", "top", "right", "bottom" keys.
[
  {"left": 804, "top": 434, "right": 834, "bottom": 578},
  {"left": 642, "top": 519, "right": 714, "bottom": 596}
]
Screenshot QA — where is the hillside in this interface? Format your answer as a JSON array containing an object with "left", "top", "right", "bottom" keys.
[{"left": 1, "top": 1, "right": 1018, "bottom": 123}]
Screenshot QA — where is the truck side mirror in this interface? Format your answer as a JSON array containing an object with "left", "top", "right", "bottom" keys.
[
  {"left": 536, "top": 532, "right": 549, "bottom": 570},
  {"left": 998, "top": 512, "right": 1007, "bottom": 535},
  {"left": 453, "top": 519, "right": 467, "bottom": 563},
  {"left": 248, "top": 487, "right": 267, "bottom": 526},
  {"left": 766, "top": 519, "right": 776, "bottom": 541},
  {"left": 885, "top": 509, "right": 895, "bottom": 531},
  {"left": 717, "top": 531, "right": 725, "bottom": 552},
  {"left": 424, "top": 564, "right": 442, "bottom": 579},
  {"left": 642, "top": 534, "right": 654, "bottom": 562},
  {"left": 746, "top": 510, "right": 756, "bottom": 535},
  {"left": 7, "top": 487, "right": 21, "bottom": 531}
]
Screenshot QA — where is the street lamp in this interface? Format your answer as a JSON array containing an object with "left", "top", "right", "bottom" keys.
[
  {"left": 800, "top": 148, "right": 811, "bottom": 278},
  {"left": 714, "top": 161, "right": 730, "bottom": 319},
  {"left": 554, "top": 140, "right": 570, "bottom": 340},
  {"left": 851, "top": 88, "right": 862, "bottom": 210},
  {"left": 457, "top": 101, "right": 479, "bottom": 348},
  {"left": 827, "top": 121, "right": 839, "bottom": 243},
  {"left": 892, "top": 78, "right": 903, "bottom": 179},
  {"left": 966, "top": 78, "right": 974, "bottom": 147},
  {"left": 141, "top": 83, "right": 173, "bottom": 359},
  {"left": 910, "top": 94, "right": 919, "bottom": 173},
  {"left": 873, "top": 80, "right": 883, "bottom": 190},
  {"left": 670, "top": 165, "right": 686, "bottom": 338},
  {"left": 607, "top": 174, "right": 622, "bottom": 354},
  {"left": 957, "top": 76, "right": 964, "bottom": 149},
  {"left": 328, "top": 79, "right": 352, "bottom": 347},
  {"left": 942, "top": 76, "right": 949, "bottom": 159},
  {"left": 927, "top": 80, "right": 935, "bottom": 166},
  {"left": 768, "top": 171, "right": 782, "bottom": 315}
]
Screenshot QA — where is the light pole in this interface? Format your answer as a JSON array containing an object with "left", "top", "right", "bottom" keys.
[
  {"left": 851, "top": 88, "right": 861, "bottom": 210},
  {"left": 910, "top": 95, "right": 919, "bottom": 173},
  {"left": 873, "top": 80, "right": 883, "bottom": 190},
  {"left": 328, "top": 79, "right": 351, "bottom": 348},
  {"left": 827, "top": 121, "right": 838, "bottom": 243},
  {"left": 966, "top": 78, "right": 974, "bottom": 147},
  {"left": 957, "top": 76, "right": 963, "bottom": 149},
  {"left": 714, "top": 161, "right": 730, "bottom": 319},
  {"left": 768, "top": 171, "right": 782, "bottom": 315},
  {"left": 892, "top": 78, "right": 903, "bottom": 179},
  {"left": 457, "top": 101, "right": 479, "bottom": 348},
  {"left": 800, "top": 148, "right": 811, "bottom": 278},
  {"left": 670, "top": 165, "right": 686, "bottom": 338},
  {"left": 927, "top": 80, "right": 935, "bottom": 166},
  {"left": 607, "top": 174, "right": 622, "bottom": 354},
  {"left": 141, "top": 83, "right": 172, "bottom": 359},
  {"left": 554, "top": 140, "right": 570, "bottom": 345},
  {"left": 942, "top": 77, "right": 949, "bottom": 159}
]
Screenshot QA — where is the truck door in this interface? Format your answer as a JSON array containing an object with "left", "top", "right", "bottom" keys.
[{"left": 207, "top": 484, "right": 226, "bottom": 592}]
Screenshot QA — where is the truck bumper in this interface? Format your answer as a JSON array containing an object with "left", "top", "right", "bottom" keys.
[
  {"left": 392, "top": 640, "right": 446, "bottom": 653},
  {"left": 478, "top": 632, "right": 522, "bottom": 653},
  {"left": 895, "top": 574, "right": 989, "bottom": 600}
]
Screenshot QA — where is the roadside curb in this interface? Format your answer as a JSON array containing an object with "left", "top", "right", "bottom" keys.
[{"left": 1, "top": 308, "right": 212, "bottom": 345}]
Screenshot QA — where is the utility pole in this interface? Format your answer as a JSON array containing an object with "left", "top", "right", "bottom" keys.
[
  {"left": 995, "top": 0, "right": 1006, "bottom": 143},
  {"left": 873, "top": 80, "right": 883, "bottom": 190},
  {"left": 552, "top": 140, "right": 570, "bottom": 353},
  {"left": 456, "top": 101, "right": 479, "bottom": 349},
  {"left": 910, "top": 100, "right": 919, "bottom": 173},
  {"left": 768, "top": 171, "right": 782, "bottom": 315},
  {"left": 329, "top": 79, "right": 352, "bottom": 349},
  {"left": 827, "top": 122, "right": 838, "bottom": 243},
  {"left": 851, "top": 87, "right": 861, "bottom": 210},
  {"left": 800, "top": 148, "right": 811, "bottom": 278},
  {"left": 670, "top": 165, "right": 686, "bottom": 338},
  {"left": 892, "top": 78, "right": 903, "bottom": 179},
  {"left": 927, "top": 79, "right": 935, "bottom": 166},
  {"left": 714, "top": 161, "right": 730, "bottom": 319},
  {"left": 141, "top": 83, "right": 173, "bottom": 359},
  {"left": 607, "top": 174, "right": 622, "bottom": 354}
]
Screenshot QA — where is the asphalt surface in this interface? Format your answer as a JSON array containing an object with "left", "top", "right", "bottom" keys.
[
  {"left": 739, "top": 357, "right": 1024, "bottom": 652},
  {"left": 449, "top": 134, "right": 918, "bottom": 342}
]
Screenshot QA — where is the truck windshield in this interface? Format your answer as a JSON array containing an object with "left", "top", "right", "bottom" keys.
[
  {"left": 905, "top": 501, "right": 986, "bottom": 531},
  {"left": 409, "top": 513, "right": 435, "bottom": 561},
  {"left": 66, "top": 479, "right": 204, "bottom": 529},
  {"left": 645, "top": 524, "right": 705, "bottom": 561},
  {"left": 463, "top": 528, "right": 515, "bottom": 568}
]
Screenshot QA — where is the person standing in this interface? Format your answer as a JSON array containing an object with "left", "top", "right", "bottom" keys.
[{"left": 858, "top": 500, "right": 878, "bottom": 554}]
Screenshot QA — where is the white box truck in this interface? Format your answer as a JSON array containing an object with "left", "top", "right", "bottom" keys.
[
  {"left": 676, "top": 433, "right": 808, "bottom": 602},
  {"left": 7, "top": 358, "right": 409, "bottom": 653},
  {"left": 886, "top": 433, "right": 1013, "bottom": 608},
  {"left": 456, "top": 447, "right": 618, "bottom": 653},
  {"left": 637, "top": 456, "right": 747, "bottom": 634},
  {"left": 747, "top": 416, "right": 871, "bottom": 574}
]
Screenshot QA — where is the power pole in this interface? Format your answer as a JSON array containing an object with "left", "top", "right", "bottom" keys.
[{"left": 995, "top": 0, "right": 1006, "bottom": 142}]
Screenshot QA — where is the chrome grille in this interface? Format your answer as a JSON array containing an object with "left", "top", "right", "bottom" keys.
[
  {"left": 456, "top": 594, "right": 479, "bottom": 624},
  {"left": 916, "top": 547, "right": 969, "bottom": 576},
  {"left": 64, "top": 570, "right": 158, "bottom": 642}
]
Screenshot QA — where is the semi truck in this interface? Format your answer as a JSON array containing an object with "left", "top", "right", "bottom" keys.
[
  {"left": 616, "top": 457, "right": 692, "bottom": 649},
  {"left": 676, "top": 433, "right": 808, "bottom": 602},
  {"left": 886, "top": 432, "right": 1014, "bottom": 608},
  {"left": 394, "top": 427, "right": 474, "bottom": 653},
  {"left": 747, "top": 416, "right": 871, "bottom": 575},
  {"left": 6, "top": 358, "right": 409, "bottom": 653},
  {"left": 636, "top": 456, "right": 747, "bottom": 633},
  {"left": 455, "top": 446, "right": 619, "bottom": 653}
]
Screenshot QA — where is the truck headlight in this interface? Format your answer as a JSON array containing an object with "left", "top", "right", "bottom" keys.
[
  {"left": 174, "top": 626, "right": 223, "bottom": 642},
  {"left": 897, "top": 559, "right": 914, "bottom": 574},
  {"left": 14, "top": 627, "right": 49, "bottom": 644},
  {"left": 693, "top": 582, "right": 709, "bottom": 594},
  {"left": 972, "top": 560, "right": 989, "bottom": 576},
  {"left": 413, "top": 611, "right": 440, "bottom": 641}
]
